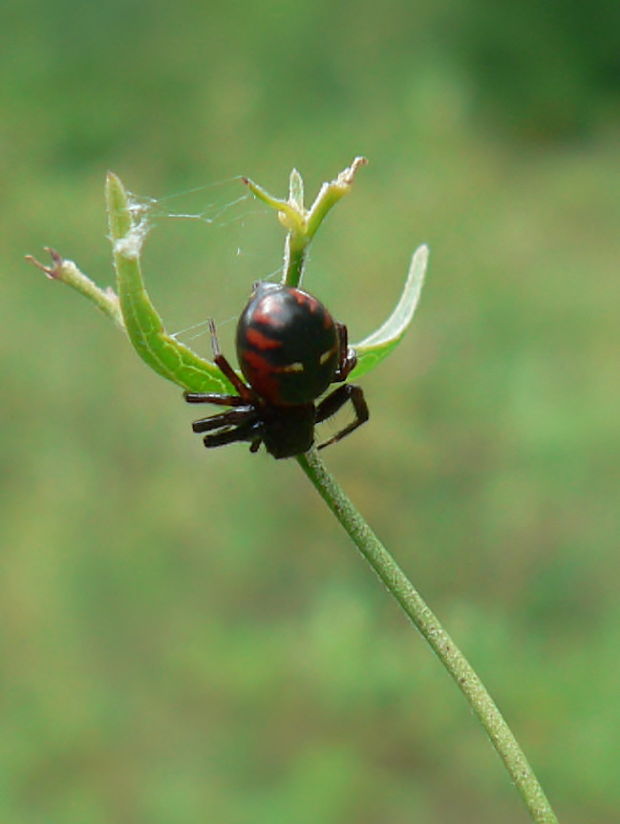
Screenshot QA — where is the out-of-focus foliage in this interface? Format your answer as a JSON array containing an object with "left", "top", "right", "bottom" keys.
[
  {"left": 444, "top": 0, "right": 620, "bottom": 138},
  {"left": 2, "top": 0, "right": 618, "bottom": 822}
]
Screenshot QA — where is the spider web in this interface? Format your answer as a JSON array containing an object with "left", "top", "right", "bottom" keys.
[{"left": 121, "top": 176, "right": 284, "bottom": 351}]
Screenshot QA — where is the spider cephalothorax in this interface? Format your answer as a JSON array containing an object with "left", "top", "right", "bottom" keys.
[{"left": 184, "top": 282, "right": 369, "bottom": 459}]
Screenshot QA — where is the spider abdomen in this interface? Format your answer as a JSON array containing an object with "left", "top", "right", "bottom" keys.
[{"left": 236, "top": 282, "right": 340, "bottom": 406}]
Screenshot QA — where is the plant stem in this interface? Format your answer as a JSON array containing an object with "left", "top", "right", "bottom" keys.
[
  {"left": 296, "top": 448, "right": 559, "bottom": 824},
  {"left": 283, "top": 231, "right": 308, "bottom": 288}
]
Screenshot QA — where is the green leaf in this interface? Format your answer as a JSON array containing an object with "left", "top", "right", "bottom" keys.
[
  {"left": 351, "top": 244, "right": 428, "bottom": 379},
  {"left": 105, "top": 172, "right": 232, "bottom": 393},
  {"left": 288, "top": 168, "right": 304, "bottom": 211}
]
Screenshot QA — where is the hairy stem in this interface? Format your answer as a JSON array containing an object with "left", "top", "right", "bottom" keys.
[{"left": 296, "top": 448, "right": 558, "bottom": 824}]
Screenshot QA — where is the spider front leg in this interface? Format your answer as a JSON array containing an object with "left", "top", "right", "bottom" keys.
[
  {"left": 207, "top": 318, "right": 255, "bottom": 402},
  {"left": 315, "top": 383, "right": 369, "bottom": 450},
  {"left": 184, "top": 391, "right": 247, "bottom": 407},
  {"left": 190, "top": 406, "right": 258, "bottom": 434},
  {"left": 183, "top": 319, "right": 255, "bottom": 406},
  {"left": 332, "top": 322, "right": 357, "bottom": 382},
  {"left": 184, "top": 317, "right": 257, "bottom": 415},
  {"left": 202, "top": 417, "right": 264, "bottom": 450}
]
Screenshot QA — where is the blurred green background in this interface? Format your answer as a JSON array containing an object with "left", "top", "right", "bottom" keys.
[{"left": 2, "top": 0, "right": 619, "bottom": 821}]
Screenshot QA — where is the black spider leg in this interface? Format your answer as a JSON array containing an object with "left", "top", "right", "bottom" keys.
[
  {"left": 185, "top": 392, "right": 247, "bottom": 406},
  {"left": 185, "top": 390, "right": 251, "bottom": 444},
  {"left": 315, "top": 384, "right": 369, "bottom": 450},
  {"left": 183, "top": 321, "right": 265, "bottom": 452},
  {"left": 332, "top": 322, "right": 357, "bottom": 382},
  {"left": 191, "top": 406, "right": 257, "bottom": 434},
  {"left": 207, "top": 318, "right": 255, "bottom": 402},
  {"left": 183, "top": 319, "right": 255, "bottom": 406},
  {"left": 203, "top": 418, "right": 264, "bottom": 450},
  {"left": 191, "top": 407, "right": 264, "bottom": 452}
]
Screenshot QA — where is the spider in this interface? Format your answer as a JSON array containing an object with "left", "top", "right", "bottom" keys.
[{"left": 184, "top": 281, "right": 369, "bottom": 459}]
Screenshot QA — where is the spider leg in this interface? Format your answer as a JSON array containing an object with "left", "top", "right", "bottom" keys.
[
  {"left": 184, "top": 391, "right": 247, "bottom": 406},
  {"left": 315, "top": 384, "right": 369, "bottom": 449},
  {"left": 208, "top": 319, "right": 254, "bottom": 402},
  {"left": 191, "top": 406, "right": 257, "bottom": 434},
  {"left": 332, "top": 322, "right": 357, "bottom": 382},
  {"left": 202, "top": 419, "right": 263, "bottom": 449}
]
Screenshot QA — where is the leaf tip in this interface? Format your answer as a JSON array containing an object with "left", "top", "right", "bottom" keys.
[
  {"left": 410, "top": 243, "right": 430, "bottom": 279},
  {"left": 25, "top": 247, "right": 64, "bottom": 280},
  {"left": 106, "top": 170, "right": 122, "bottom": 188}
]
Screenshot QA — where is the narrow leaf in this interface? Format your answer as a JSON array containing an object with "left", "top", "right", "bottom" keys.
[
  {"left": 106, "top": 172, "right": 233, "bottom": 393},
  {"left": 242, "top": 176, "right": 303, "bottom": 232},
  {"left": 351, "top": 244, "right": 428, "bottom": 379},
  {"left": 289, "top": 168, "right": 304, "bottom": 211}
]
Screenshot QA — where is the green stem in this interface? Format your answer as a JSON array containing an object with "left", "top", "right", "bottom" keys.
[
  {"left": 283, "top": 232, "right": 308, "bottom": 288},
  {"left": 296, "top": 448, "right": 559, "bottom": 824}
]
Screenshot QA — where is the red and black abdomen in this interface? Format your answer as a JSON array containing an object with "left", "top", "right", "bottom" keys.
[{"left": 236, "top": 283, "right": 340, "bottom": 406}]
